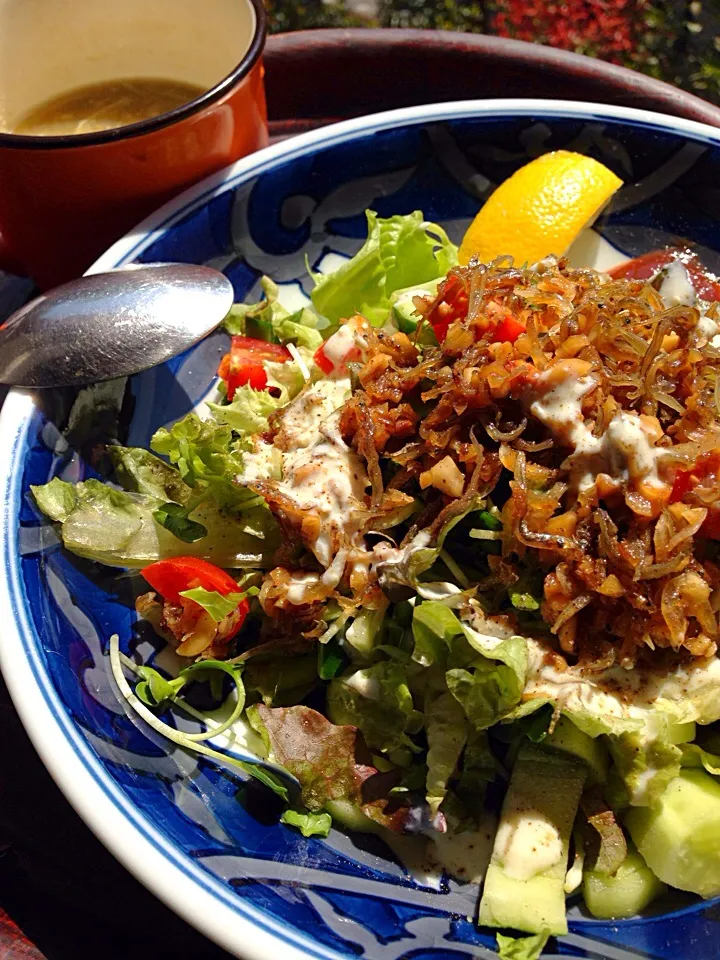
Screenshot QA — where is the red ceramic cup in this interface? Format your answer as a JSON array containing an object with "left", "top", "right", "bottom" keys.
[{"left": 0, "top": 0, "right": 268, "bottom": 289}]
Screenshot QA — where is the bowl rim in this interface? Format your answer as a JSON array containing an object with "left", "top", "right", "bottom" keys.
[
  {"left": 3, "top": 98, "right": 720, "bottom": 960},
  {"left": 263, "top": 29, "right": 720, "bottom": 130}
]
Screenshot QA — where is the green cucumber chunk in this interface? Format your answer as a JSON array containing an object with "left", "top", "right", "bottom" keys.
[
  {"left": 390, "top": 279, "right": 442, "bottom": 332},
  {"left": 583, "top": 844, "right": 666, "bottom": 919},
  {"left": 545, "top": 716, "right": 609, "bottom": 785},
  {"left": 625, "top": 769, "right": 720, "bottom": 898},
  {"left": 325, "top": 800, "right": 382, "bottom": 835},
  {"left": 479, "top": 743, "right": 586, "bottom": 935}
]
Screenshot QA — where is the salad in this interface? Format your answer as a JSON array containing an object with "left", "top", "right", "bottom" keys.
[{"left": 32, "top": 152, "right": 720, "bottom": 959}]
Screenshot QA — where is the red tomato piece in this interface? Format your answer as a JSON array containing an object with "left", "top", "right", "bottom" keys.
[
  {"left": 313, "top": 343, "right": 335, "bottom": 375},
  {"left": 217, "top": 336, "right": 290, "bottom": 401},
  {"left": 491, "top": 314, "right": 526, "bottom": 344},
  {"left": 669, "top": 452, "right": 720, "bottom": 539},
  {"left": 431, "top": 320, "right": 450, "bottom": 344},
  {"left": 609, "top": 247, "right": 720, "bottom": 302},
  {"left": 142, "top": 557, "right": 244, "bottom": 603},
  {"left": 669, "top": 469, "right": 694, "bottom": 504},
  {"left": 428, "top": 276, "right": 469, "bottom": 342}
]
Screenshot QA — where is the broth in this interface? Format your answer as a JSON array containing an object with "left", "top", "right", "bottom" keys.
[{"left": 12, "top": 77, "right": 206, "bottom": 135}]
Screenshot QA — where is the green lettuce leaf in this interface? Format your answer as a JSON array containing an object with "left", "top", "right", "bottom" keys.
[
  {"left": 109, "top": 446, "right": 192, "bottom": 504},
  {"left": 32, "top": 477, "right": 80, "bottom": 523},
  {"left": 150, "top": 412, "right": 244, "bottom": 498},
  {"left": 311, "top": 210, "right": 457, "bottom": 327},
  {"left": 425, "top": 691, "right": 468, "bottom": 814},
  {"left": 375, "top": 497, "right": 484, "bottom": 599},
  {"left": 412, "top": 601, "right": 466, "bottom": 668},
  {"left": 504, "top": 640, "right": 720, "bottom": 805},
  {"left": 344, "top": 607, "right": 387, "bottom": 658},
  {"left": 446, "top": 643, "right": 526, "bottom": 732},
  {"left": 151, "top": 502, "right": 208, "bottom": 543},
  {"left": 248, "top": 704, "right": 415, "bottom": 832},
  {"left": 503, "top": 682, "right": 679, "bottom": 806},
  {"left": 280, "top": 808, "right": 332, "bottom": 838},
  {"left": 208, "top": 384, "right": 284, "bottom": 437},
  {"left": 149, "top": 410, "right": 278, "bottom": 541},
  {"left": 457, "top": 729, "right": 497, "bottom": 807},
  {"left": 31, "top": 478, "right": 276, "bottom": 568},
  {"left": 244, "top": 653, "right": 319, "bottom": 707},
  {"left": 412, "top": 603, "right": 527, "bottom": 730},
  {"left": 208, "top": 337, "right": 314, "bottom": 440},
  {"left": 496, "top": 930, "right": 550, "bottom": 960},
  {"left": 607, "top": 733, "right": 682, "bottom": 807},
  {"left": 178, "top": 586, "right": 245, "bottom": 622},
  {"left": 225, "top": 276, "right": 324, "bottom": 350},
  {"left": 681, "top": 743, "right": 720, "bottom": 776},
  {"left": 327, "top": 662, "right": 418, "bottom": 754},
  {"left": 505, "top": 696, "right": 641, "bottom": 740}
]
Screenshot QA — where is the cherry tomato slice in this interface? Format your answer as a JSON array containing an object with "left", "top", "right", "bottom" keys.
[
  {"left": 609, "top": 247, "right": 720, "bottom": 302},
  {"left": 217, "top": 336, "right": 290, "bottom": 401},
  {"left": 142, "top": 557, "right": 243, "bottom": 603}
]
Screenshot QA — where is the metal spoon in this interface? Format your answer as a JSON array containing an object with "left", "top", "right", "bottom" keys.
[{"left": 0, "top": 263, "right": 235, "bottom": 389}]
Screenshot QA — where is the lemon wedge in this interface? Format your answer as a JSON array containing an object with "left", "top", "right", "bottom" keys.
[{"left": 458, "top": 150, "right": 623, "bottom": 266}]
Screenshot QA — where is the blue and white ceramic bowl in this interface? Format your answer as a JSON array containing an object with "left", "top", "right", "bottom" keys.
[{"left": 2, "top": 100, "right": 720, "bottom": 960}]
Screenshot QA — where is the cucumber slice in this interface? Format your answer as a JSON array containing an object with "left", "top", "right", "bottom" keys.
[
  {"left": 668, "top": 720, "right": 696, "bottom": 744},
  {"left": 479, "top": 743, "right": 586, "bottom": 935},
  {"left": 545, "top": 716, "right": 609, "bottom": 785},
  {"left": 390, "top": 280, "right": 442, "bottom": 332},
  {"left": 583, "top": 845, "right": 666, "bottom": 919},
  {"left": 625, "top": 769, "right": 720, "bottom": 898},
  {"left": 325, "top": 800, "right": 382, "bottom": 835}
]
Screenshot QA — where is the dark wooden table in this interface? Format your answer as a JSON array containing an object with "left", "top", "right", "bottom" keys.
[{"left": 2, "top": 30, "right": 719, "bottom": 960}]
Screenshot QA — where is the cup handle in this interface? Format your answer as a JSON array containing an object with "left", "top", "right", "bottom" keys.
[{"left": 0, "top": 227, "right": 25, "bottom": 275}]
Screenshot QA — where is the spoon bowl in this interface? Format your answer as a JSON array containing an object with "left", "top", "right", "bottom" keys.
[{"left": 0, "top": 263, "right": 234, "bottom": 389}]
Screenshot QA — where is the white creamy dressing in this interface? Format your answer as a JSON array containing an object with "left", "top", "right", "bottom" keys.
[
  {"left": 384, "top": 818, "right": 497, "bottom": 889},
  {"left": 371, "top": 530, "right": 432, "bottom": 569},
  {"left": 523, "top": 635, "right": 720, "bottom": 730},
  {"left": 254, "top": 543, "right": 356, "bottom": 608},
  {"left": 530, "top": 369, "right": 667, "bottom": 492},
  {"left": 494, "top": 811, "right": 563, "bottom": 881},
  {"left": 463, "top": 600, "right": 515, "bottom": 643},
  {"left": 655, "top": 260, "right": 720, "bottom": 346},
  {"left": 604, "top": 412, "right": 666, "bottom": 489},
  {"left": 344, "top": 669, "right": 383, "bottom": 700},
  {"left": 429, "top": 822, "right": 497, "bottom": 885},
  {"left": 659, "top": 260, "right": 697, "bottom": 308},
  {"left": 529, "top": 375, "right": 598, "bottom": 446},
  {"left": 279, "top": 412, "right": 368, "bottom": 566},
  {"left": 242, "top": 378, "right": 369, "bottom": 568},
  {"left": 415, "top": 581, "right": 464, "bottom": 602},
  {"left": 698, "top": 313, "right": 720, "bottom": 341},
  {"left": 322, "top": 323, "right": 358, "bottom": 366},
  {"left": 240, "top": 440, "right": 281, "bottom": 484},
  {"left": 286, "top": 572, "right": 322, "bottom": 605},
  {"left": 277, "top": 378, "right": 351, "bottom": 447}
]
